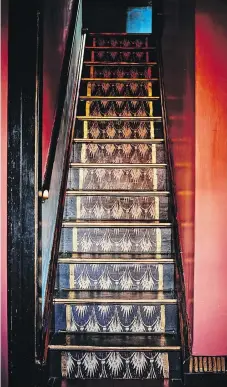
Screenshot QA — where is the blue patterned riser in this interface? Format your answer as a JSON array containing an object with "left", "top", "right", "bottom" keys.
[
  {"left": 59, "top": 227, "right": 174, "bottom": 254},
  {"left": 54, "top": 303, "right": 178, "bottom": 334},
  {"left": 48, "top": 350, "right": 182, "bottom": 379},
  {"left": 56, "top": 263, "right": 174, "bottom": 291}
]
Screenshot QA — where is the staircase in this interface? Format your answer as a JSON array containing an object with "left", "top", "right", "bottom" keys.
[{"left": 48, "top": 33, "right": 182, "bottom": 382}]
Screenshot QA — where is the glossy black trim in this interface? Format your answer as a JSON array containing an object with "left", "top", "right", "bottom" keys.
[{"left": 7, "top": 0, "right": 43, "bottom": 385}]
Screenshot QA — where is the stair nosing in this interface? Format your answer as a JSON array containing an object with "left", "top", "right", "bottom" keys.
[
  {"left": 53, "top": 289, "right": 177, "bottom": 305},
  {"left": 89, "top": 32, "right": 153, "bottom": 36},
  {"left": 72, "top": 139, "right": 164, "bottom": 144},
  {"left": 48, "top": 344, "right": 181, "bottom": 351},
  {"left": 57, "top": 258, "right": 175, "bottom": 264},
  {"left": 69, "top": 162, "right": 167, "bottom": 168},
  {"left": 76, "top": 116, "right": 162, "bottom": 121},
  {"left": 84, "top": 61, "right": 157, "bottom": 66},
  {"left": 79, "top": 96, "right": 160, "bottom": 100},
  {"left": 66, "top": 190, "right": 170, "bottom": 196},
  {"left": 81, "top": 78, "right": 159, "bottom": 82},
  {"left": 85, "top": 46, "right": 156, "bottom": 50},
  {"left": 54, "top": 299, "right": 177, "bottom": 305},
  {"left": 62, "top": 221, "right": 172, "bottom": 228}
]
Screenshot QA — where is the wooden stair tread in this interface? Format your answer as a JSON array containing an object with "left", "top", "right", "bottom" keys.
[
  {"left": 62, "top": 220, "right": 172, "bottom": 228},
  {"left": 69, "top": 163, "right": 167, "bottom": 168},
  {"left": 73, "top": 139, "right": 164, "bottom": 143},
  {"left": 58, "top": 257, "right": 175, "bottom": 264},
  {"left": 81, "top": 78, "right": 159, "bottom": 82},
  {"left": 54, "top": 290, "right": 177, "bottom": 304},
  {"left": 84, "top": 61, "right": 157, "bottom": 66},
  {"left": 49, "top": 332, "right": 180, "bottom": 351},
  {"left": 58, "top": 252, "right": 175, "bottom": 261},
  {"left": 85, "top": 46, "right": 156, "bottom": 50},
  {"left": 88, "top": 33, "right": 152, "bottom": 36},
  {"left": 79, "top": 96, "right": 160, "bottom": 100},
  {"left": 76, "top": 116, "right": 162, "bottom": 121},
  {"left": 66, "top": 190, "right": 169, "bottom": 196}
]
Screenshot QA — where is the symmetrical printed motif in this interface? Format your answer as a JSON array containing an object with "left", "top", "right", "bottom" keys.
[
  {"left": 95, "top": 37, "right": 148, "bottom": 48},
  {"left": 82, "top": 121, "right": 163, "bottom": 140},
  {"left": 94, "top": 51, "right": 151, "bottom": 63},
  {"left": 56, "top": 304, "right": 165, "bottom": 333},
  {"left": 71, "top": 143, "right": 165, "bottom": 164},
  {"left": 57, "top": 263, "right": 175, "bottom": 291},
  {"left": 67, "top": 167, "right": 167, "bottom": 190},
  {"left": 89, "top": 101, "right": 152, "bottom": 117},
  {"left": 64, "top": 196, "right": 169, "bottom": 221},
  {"left": 52, "top": 33, "right": 180, "bottom": 382},
  {"left": 93, "top": 66, "right": 152, "bottom": 79},
  {"left": 60, "top": 227, "right": 172, "bottom": 254},
  {"left": 61, "top": 351, "right": 169, "bottom": 379},
  {"left": 58, "top": 263, "right": 160, "bottom": 290},
  {"left": 91, "top": 82, "right": 151, "bottom": 97}
]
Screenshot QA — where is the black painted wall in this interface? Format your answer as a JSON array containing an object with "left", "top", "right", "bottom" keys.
[{"left": 83, "top": 0, "right": 157, "bottom": 33}]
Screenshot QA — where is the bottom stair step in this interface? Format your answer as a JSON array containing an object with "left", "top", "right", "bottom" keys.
[{"left": 48, "top": 333, "right": 181, "bottom": 380}]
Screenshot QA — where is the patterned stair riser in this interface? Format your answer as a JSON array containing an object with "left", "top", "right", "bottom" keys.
[
  {"left": 76, "top": 120, "right": 164, "bottom": 140},
  {"left": 71, "top": 143, "right": 165, "bottom": 164},
  {"left": 50, "top": 34, "right": 181, "bottom": 381},
  {"left": 56, "top": 263, "right": 174, "bottom": 291},
  {"left": 86, "top": 82, "right": 158, "bottom": 97},
  {"left": 88, "top": 36, "right": 151, "bottom": 48},
  {"left": 60, "top": 227, "right": 173, "bottom": 254},
  {"left": 64, "top": 196, "right": 170, "bottom": 221},
  {"left": 84, "top": 51, "right": 156, "bottom": 63},
  {"left": 54, "top": 303, "right": 178, "bottom": 334},
  {"left": 67, "top": 168, "right": 168, "bottom": 190},
  {"left": 83, "top": 66, "right": 155, "bottom": 80},
  {"left": 79, "top": 100, "right": 161, "bottom": 117},
  {"left": 49, "top": 350, "right": 181, "bottom": 379}
]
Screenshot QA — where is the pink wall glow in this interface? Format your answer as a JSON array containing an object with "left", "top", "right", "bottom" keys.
[
  {"left": 43, "top": 0, "right": 74, "bottom": 176},
  {"left": 1, "top": 0, "right": 8, "bottom": 385},
  {"left": 194, "top": 1, "right": 227, "bottom": 355}
]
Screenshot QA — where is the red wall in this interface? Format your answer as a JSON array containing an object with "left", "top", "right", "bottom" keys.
[
  {"left": 43, "top": 0, "right": 74, "bottom": 175},
  {"left": 1, "top": 0, "right": 8, "bottom": 385},
  {"left": 193, "top": 0, "right": 227, "bottom": 355}
]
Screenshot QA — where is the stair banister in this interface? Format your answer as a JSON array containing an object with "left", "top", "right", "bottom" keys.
[
  {"left": 157, "top": 39, "right": 192, "bottom": 366},
  {"left": 40, "top": 0, "right": 86, "bottom": 365}
]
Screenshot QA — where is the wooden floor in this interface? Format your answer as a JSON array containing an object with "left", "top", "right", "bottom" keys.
[
  {"left": 49, "top": 380, "right": 183, "bottom": 387},
  {"left": 48, "top": 378, "right": 227, "bottom": 387}
]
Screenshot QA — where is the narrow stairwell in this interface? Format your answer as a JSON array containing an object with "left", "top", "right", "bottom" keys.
[{"left": 48, "top": 33, "right": 182, "bottom": 381}]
